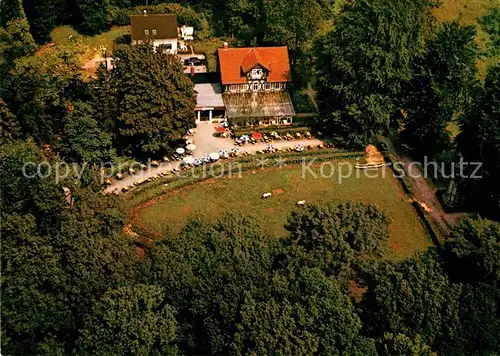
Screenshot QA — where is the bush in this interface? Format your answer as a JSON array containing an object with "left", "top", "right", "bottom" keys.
[{"left": 108, "top": 6, "right": 130, "bottom": 26}]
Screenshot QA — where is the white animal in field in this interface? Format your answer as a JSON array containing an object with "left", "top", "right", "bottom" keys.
[
  {"left": 296, "top": 200, "right": 306, "bottom": 206},
  {"left": 262, "top": 192, "right": 272, "bottom": 199}
]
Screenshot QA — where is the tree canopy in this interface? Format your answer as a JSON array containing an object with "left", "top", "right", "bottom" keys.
[
  {"left": 77, "top": 284, "right": 178, "bottom": 355},
  {"left": 110, "top": 44, "right": 196, "bottom": 156},
  {"left": 402, "top": 22, "right": 478, "bottom": 157},
  {"left": 60, "top": 101, "right": 114, "bottom": 164},
  {"left": 456, "top": 65, "right": 500, "bottom": 218},
  {"left": 1, "top": 0, "right": 500, "bottom": 354},
  {"left": 315, "top": 0, "right": 437, "bottom": 147},
  {"left": 285, "top": 201, "right": 390, "bottom": 276},
  {"left": 0, "top": 139, "right": 137, "bottom": 354}
]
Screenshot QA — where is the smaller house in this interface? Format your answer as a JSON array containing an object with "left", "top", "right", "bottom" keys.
[
  {"left": 194, "top": 83, "right": 225, "bottom": 123},
  {"left": 130, "top": 13, "right": 178, "bottom": 54}
]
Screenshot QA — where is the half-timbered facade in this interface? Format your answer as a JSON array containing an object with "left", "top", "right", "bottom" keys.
[{"left": 217, "top": 45, "right": 295, "bottom": 124}]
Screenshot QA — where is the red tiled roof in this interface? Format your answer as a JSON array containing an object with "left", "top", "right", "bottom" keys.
[
  {"left": 218, "top": 46, "right": 292, "bottom": 85},
  {"left": 241, "top": 48, "right": 271, "bottom": 73}
]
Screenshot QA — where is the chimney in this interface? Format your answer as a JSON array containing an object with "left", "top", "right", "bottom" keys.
[{"left": 223, "top": 42, "right": 229, "bottom": 50}]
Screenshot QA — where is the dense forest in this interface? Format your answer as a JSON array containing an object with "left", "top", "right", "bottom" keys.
[{"left": 1, "top": 0, "right": 499, "bottom": 354}]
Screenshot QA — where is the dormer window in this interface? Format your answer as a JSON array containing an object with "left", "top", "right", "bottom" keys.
[
  {"left": 144, "top": 29, "right": 149, "bottom": 35},
  {"left": 251, "top": 68, "right": 263, "bottom": 80},
  {"left": 152, "top": 29, "right": 157, "bottom": 35}
]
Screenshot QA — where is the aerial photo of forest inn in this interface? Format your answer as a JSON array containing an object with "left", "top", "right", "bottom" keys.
[{"left": 1, "top": 0, "right": 500, "bottom": 354}]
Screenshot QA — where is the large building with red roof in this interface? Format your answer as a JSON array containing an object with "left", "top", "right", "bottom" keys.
[
  {"left": 218, "top": 45, "right": 292, "bottom": 90},
  {"left": 214, "top": 44, "right": 295, "bottom": 123}
]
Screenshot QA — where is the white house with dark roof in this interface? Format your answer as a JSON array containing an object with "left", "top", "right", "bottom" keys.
[{"left": 130, "top": 13, "right": 178, "bottom": 54}]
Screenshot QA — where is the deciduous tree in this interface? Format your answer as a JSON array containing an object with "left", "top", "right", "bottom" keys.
[
  {"left": 263, "top": 0, "right": 322, "bottom": 65},
  {"left": 141, "top": 216, "right": 275, "bottom": 354},
  {"left": 60, "top": 101, "right": 114, "bottom": 164},
  {"left": 315, "top": 0, "right": 437, "bottom": 147},
  {"left": 111, "top": 44, "right": 196, "bottom": 156},
  {"left": 77, "top": 284, "right": 178, "bottom": 355},
  {"left": 285, "top": 201, "right": 391, "bottom": 275},
  {"left": 456, "top": 65, "right": 500, "bottom": 217},
  {"left": 0, "top": 0, "right": 26, "bottom": 27},
  {"left": 0, "top": 16, "right": 36, "bottom": 97},
  {"left": 22, "top": 0, "right": 67, "bottom": 42},
  {"left": 361, "top": 252, "right": 462, "bottom": 349},
  {"left": 402, "top": 22, "right": 478, "bottom": 157},
  {"left": 231, "top": 268, "right": 373, "bottom": 355},
  {"left": 444, "top": 217, "right": 500, "bottom": 283},
  {"left": 0, "top": 140, "right": 137, "bottom": 354},
  {"left": 75, "top": 0, "right": 110, "bottom": 34},
  {"left": 0, "top": 98, "right": 19, "bottom": 141}
]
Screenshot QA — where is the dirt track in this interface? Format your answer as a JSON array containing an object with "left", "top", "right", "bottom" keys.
[{"left": 380, "top": 137, "right": 466, "bottom": 238}]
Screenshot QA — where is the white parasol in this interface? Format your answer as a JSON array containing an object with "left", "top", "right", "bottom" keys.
[
  {"left": 183, "top": 156, "right": 195, "bottom": 165},
  {"left": 186, "top": 143, "right": 197, "bottom": 151},
  {"left": 209, "top": 152, "right": 220, "bottom": 161},
  {"left": 176, "top": 147, "right": 185, "bottom": 155}
]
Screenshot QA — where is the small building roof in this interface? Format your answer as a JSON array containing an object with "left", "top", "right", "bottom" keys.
[
  {"left": 130, "top": 14, "right": 177, "bottom": 41},
  {"left": 218, "top": 46, "right": 292, "bottom": 85},
  {"left": 194, "top": 83, "right": 225, "bottom": 110}
]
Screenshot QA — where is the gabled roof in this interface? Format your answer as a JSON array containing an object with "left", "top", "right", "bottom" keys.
[
  {"left": 130, "top": 14, "right": 177, "bottom": 41},
  {"left": 218, "top": 46, "right": 292, "bottom": 85},
  {"left": 241, "top": 48, "right": 271, "bottom": 73}
]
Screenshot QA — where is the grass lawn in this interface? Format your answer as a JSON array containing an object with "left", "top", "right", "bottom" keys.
[
  {"left": 49, "top": 25, "right": 130, "bottom": 64},
  {"left": 132, "top": 163, "right": 431, "bottom": 260},
  {"left": 433, "top": 0, "right": 494, "bottom": 25}
]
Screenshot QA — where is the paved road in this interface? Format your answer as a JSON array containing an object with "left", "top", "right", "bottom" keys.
[{"left": 104, "top": 122, "right": 322, "bottom": 194}]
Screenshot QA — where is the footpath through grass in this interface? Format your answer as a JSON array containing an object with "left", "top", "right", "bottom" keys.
[{"left": 132, "top": 162, "right": 431, "bottom": 260}]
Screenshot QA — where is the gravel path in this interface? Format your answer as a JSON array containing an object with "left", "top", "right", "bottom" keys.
[{"left": 104, "top": 122, "right": 322, "bottom": 194}]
